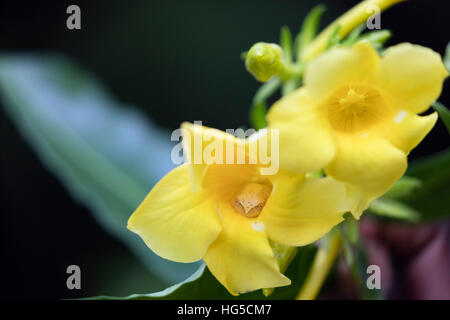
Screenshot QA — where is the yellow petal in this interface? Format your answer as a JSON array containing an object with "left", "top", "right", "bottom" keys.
[
  {"left": 127, "top": 164, "right": 222, "bottom": 263},
  {"left": 267, "top": 89, "right": 336, "bottom": 173},
  {"left": 376, "top": 43, "right": 448, "bottom": 114},
  {"left": 304, "top": 42, "right": 379, "bottom": 101},
  {"left": 203, "top": 203, "right": 290, "bottom": 295},
  {"left": 202, "top": 163, "right": 262, "bottom": 204},
  {"left": 181, "top": 122, "right": 246, "bottom": 190},
  {"left": 379, "top": 111, "right": 438, "bottom": 153},
  {"left": 325, "top": 135, "right": 407, "bottom": 218},
  {"left": 260, "top": 173, "right": 347, "bottom": 246}
]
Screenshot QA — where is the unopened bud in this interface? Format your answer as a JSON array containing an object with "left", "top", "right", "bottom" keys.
[{"left": 246, "top": 43, "right": 284, "bottom": 82}]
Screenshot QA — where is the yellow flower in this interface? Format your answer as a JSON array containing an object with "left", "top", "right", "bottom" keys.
[
  {"left": 127, "top": 122, "right": 348, "bottom": 295},
  {"left": 268, "top": 42, "right": 448, "bottom": 218}
]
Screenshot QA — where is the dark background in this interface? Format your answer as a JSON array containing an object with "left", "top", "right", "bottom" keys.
[{"left": 1, "top": 0, "right": 449, "bottom": 299}]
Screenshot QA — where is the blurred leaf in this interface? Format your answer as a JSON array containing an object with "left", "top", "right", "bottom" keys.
[
  {"left": 263, "top": 242, "right": 298, "bottom": 297},
  {"left": 90, "top": 245, "right": 317, "bottom": 300},
  {"left": 0, "top": 54, "right": 199, "bottom": 287},
  {"left": 296, "top": 5, "right": 326, "bottom": 60},
  {"left": 240, "top": 51, "right": 248, "bottom": 61},
  {"left": 352, "top": 243, "right": 384, "bottom": 300},
  {"left": 342, "top": 24, "right": 365, "bottom": 47},
  {"left": 444, "top": 41, "right": 450, "bottom": 72},
  {"left": 358, "top": 30, "right": 392, "bottom": 49},
  {"left": 250, "top": 77, "right": 281, "bottom": 129},
  {"left": 339, "top": 227, "right": 383, "bottom": 300},
  {"left": 401, "top": 148, "right": 450, "bottom": 220},
  {"left": 326, "top": 25, "right": 342, "bottom": 49},
  {"left": 432, "top": 101, "right": 450, "bottom": 134},
  {"left": 280, "top": 26, "right": 293, "bottom": 62},
  {"left": 368, "top": 198, "right": 420, "bottom": 222},
  {"left": 341, "top": 213, "right": 358, "bottom": 244},
  {"left": 368, "top": 149, "right": 450, "bottom": 222},
  {"left": 250, "top": 102, "right": 268, "bottom": 130},
  {"left": 381, "top": 176, "right": 422, "bottom": 200}
]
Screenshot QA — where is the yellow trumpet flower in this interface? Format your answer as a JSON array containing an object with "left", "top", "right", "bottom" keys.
[
  {"left": 128, "top": 122, "right": 348, "bottom": 295},
  {"left": 268, "top": 41, "right": 448, "bottom": 218}
]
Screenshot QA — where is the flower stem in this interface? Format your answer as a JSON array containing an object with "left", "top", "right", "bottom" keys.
[
  {"left": 296, "top": 230, "right": 342, "bottom": 300},
  {"left": 300, "top": 0, "right": 405, "bottom": 61}
]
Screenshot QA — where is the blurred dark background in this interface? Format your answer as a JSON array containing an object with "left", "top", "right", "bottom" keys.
[{"left": 0, "top": 0, "right": 449, "bottom": 299}]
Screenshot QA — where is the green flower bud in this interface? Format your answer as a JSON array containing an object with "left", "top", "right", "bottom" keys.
[{"left": 245, "top": 42, "right": 284, "bottom": 82}]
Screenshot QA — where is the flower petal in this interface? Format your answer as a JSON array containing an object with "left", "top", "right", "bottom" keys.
[
  {"left": 379, "top": 111, "right": 438, "bottom": 153},
  {"left": 325, "top": 135, "right": 407, "bottom": 218},
  {"left": 203, "top": 203, "right": 290, "bottom": 295},
  {"left": 181, "top": 122, "right": 246, "bottom": 190},
  {"left": 260, "top": 173, "right": 347, "bottom": 246},
  {"left": 202, "top": 164, "right": 261, "bottom": 203},
  {"left": 267, "top": 89, "right": 336, "bottom": 173},
  {"left": 304, "top": 42, "right": 380, "bottom": 101},
  {"left": 376, "top": 43, "right": 448, "bottom": 114},
  {"left": 127, "top": 164, "right": 222, "bottom": 263}
]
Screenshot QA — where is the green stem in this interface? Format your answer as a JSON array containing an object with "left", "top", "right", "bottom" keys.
[{"left": 296, "top": 230, "right": 341, "bottom": 300}]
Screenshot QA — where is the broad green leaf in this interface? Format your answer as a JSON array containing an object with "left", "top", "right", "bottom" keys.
[
  {"left": 90, "top": 245, "right": 317, "bottom": 300},
  {"left": 296, "top": 5, "right": 326, "bottom": 60},
  {"left": 432, "top": 101, "right": 450, "bottom": 134},
  {"left": 0, "top": 54, "right": 199, "bottom": 287}
]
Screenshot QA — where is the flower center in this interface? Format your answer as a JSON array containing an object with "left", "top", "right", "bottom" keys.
[
  {"left": 324, "top": 84, "right": 388, "bottom": 133},
  {"left": 232, "top": 182, "right": 272, "bottom": 218}
]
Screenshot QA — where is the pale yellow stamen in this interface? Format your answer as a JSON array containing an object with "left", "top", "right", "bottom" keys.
[
  {"left": 324, "top": 84, "right": 389, "bottom": 133},
  {"left": 233, "top": 182, "right": 272, "bottom": 218}
]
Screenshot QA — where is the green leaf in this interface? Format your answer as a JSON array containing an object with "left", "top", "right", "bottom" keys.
[
  {"left": 90, "top": 245, "right": 317, "bottom": 300},
  {"left": 341, "top": 213, "right": 358, "bottom": 244},
  {"left": 342, "top": 24, "right": 366, "bottom": 47},
  {"left": 0, "top": 54, "right": 200, "bottom": 287},
  {"left": 240, "top": 51, "right": 248, "bottom": 61},
  {"left": 368, "top": 198, "right": 421, "bottom": 222},
  {"left": 250, "top": 101, "right": 268, "bottom": 129},
  {"left": 401, "top": 148, "right": 450, "bottom": 221},
  {"left": 263, "top": 242, "right": 298, "bottom": 297},
  {"left": 432, "top": 101, "right": 450, "bottom": 135},
  {"left": 326, "top": 25, "right": 342, "bottom": 49},
  {"left": 444, "top": 41, "right": 450, "bottom": 72},
  {"left": 369, "top": 149, "right": 450, "bottom": 223},
  {"left": 280, "top": 26, "right": 293, "bottom": 62},
  {"left": 339, "top": 228, "right": 383, "bottom": 300},
  {"left": 296, "top": 5, "right": 326, "bottom": 60},
  {"left": 382, "top": 176, "right": 422, "bottom": 200},
  {"left": 353, "top": 244, "right": 384, "bottom": 300},
  {"left": 358, "top": 30, "right": 392, "bottom": 49},
  {"left": 250, "top": 77, "right": 281, "bottom": 129},
  {"left": 281, "top": 77, "right": 301, "bottom": 96}
]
